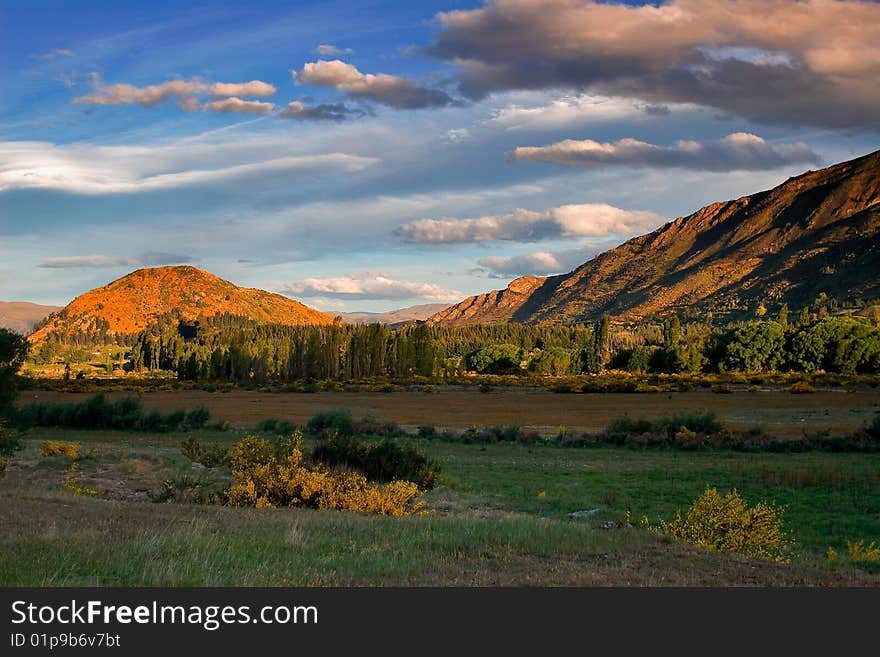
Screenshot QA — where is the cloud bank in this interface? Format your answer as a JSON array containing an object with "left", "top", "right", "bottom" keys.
[
  {"left": 430, "top": 0, "right": 880, "bottom": 128},
  {"left": 395, "top": 203, "right": 663, "bottom": 244},
  {"left": 280, "top": 273, "right": 463, "bottom": 301},
  {"left": 294, "top": 60, "right": 455, "bottom": 109},
  {"left": 512, "top": 133, "right": 820, "bottom": 171},
  {"left": 0, "top": 140, "right": 379, "bottom": 194}
]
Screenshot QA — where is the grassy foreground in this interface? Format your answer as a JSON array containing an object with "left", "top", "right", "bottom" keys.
[{"left": 1, "top": 427, "right": 879, "bottom": 586}]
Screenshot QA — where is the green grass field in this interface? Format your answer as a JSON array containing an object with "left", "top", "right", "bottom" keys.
[{"left": 2, "top": 419, "right": 879, "bottom": 586}]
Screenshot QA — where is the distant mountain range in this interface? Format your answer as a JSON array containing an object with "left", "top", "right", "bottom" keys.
[
  {"left": 431, "top": 149, "right": 880, "bottom": 325},
  {"left": 28, "top": 265, "right": 333, "bottom": 343},
  {"left": 337, "top": 303, "right": 449, "bottom": 326},
  {"left": 0, "top": 302, "right": 62, "bottom": 334}
]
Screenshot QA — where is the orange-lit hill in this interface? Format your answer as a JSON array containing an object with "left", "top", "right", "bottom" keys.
[{"left": 30, "top": 266, "right": 333, "bottom": 344}]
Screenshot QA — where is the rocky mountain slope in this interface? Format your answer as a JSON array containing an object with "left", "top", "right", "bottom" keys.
[{"left": 431, "top": 149, "right": 880, "bottom": 325}]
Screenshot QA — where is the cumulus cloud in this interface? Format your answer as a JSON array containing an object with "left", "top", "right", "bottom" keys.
[
  {"left": 36, "top": 48, "right": 75, "bottom": 60},
  {"left": 512, "top": 133, "right": 820, "bottom": 172},
  {"left": 73, "top": 74, "right": 278, "bottom": 114},
  {"left": 293, "top": 60, "right": 455, "bottom": 109},
  {"left": 280, "top": 273, "right": 463, "bottom": 301},
  {"left": 430, "top": 0, "right": 880, "bottom": 128},
  {"left": 202, "top": 97, "right": 275, "bottom": 115},
  {"left": 395, "top": 203, "right": 662, "bottom": 244},
  {"left": 208, "top": 80, "right": 277, "bottom": 98},
  {"left": 37, "top": 252, "right": 193, "bottom": 269},
  {"left": 0, "top": 140, "right": 379, "bottom": 194},
  {"left": 74, "top": 75, "right": 204, "bottom": 107},
  {"left": 315, "top": 44, "right": 353, "bottom": 56},
  {"left": 279, "top": 100, "right": 365, "bottom": 121}
]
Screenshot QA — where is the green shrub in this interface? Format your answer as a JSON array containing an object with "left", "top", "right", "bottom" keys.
[
  {"left": 867, "top": 413, "right": 880, "bottom": 440},
  {"left": 416, "top": 425, "right": 437, "bottom": 439},
  {"left": 306, "top": 409, "right": 354, "bottom": 436},
  {"left": 646, "top": 487, "right": 790, "bottom": 563},
  {"left": 276, "top": 420, "right": 296, "bottom": 435},
  {"left": 255, "top": 417, "right": 279, "bottom": 433},
  {"left": 181, "top": 436, "right": 201, "bottom": 462},
  {"left": 353, "top": 415, "right": 402, "bottom": 437},
  {"left": 312, "top": 432, "right": 440, "bottom": 490},
  {"left": 14, "top": 394, "right": 195, "bottom": 432},
  {"left": 0, "top": 418, "right": 22, "bottom": 456},
  {"left": 653, "top": 411, "right": 723, "bottom": 437},
  {"left": 186, "top": 406, "right": 211, "bottom": 428}
]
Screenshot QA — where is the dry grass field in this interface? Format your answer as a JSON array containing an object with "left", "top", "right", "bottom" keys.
[{"left": 22, "top": 387, "right": 880, "bottom": 437}]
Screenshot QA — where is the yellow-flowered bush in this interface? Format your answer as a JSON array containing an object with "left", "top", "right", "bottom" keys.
[
  {"left": 647, "top": 487, "right": 790, "bottom": 563},
  {"left": 41, "top": 440, "right": 79, "bottom": 459},
  {"left": 225, "top": 434, "right": 424, "bottom": 516},
  {"left": 847, "top": 540, "right": 880, "bottom": 563},
  {"left": 63, "top": 463, "right": 98, "bottom": 497}
]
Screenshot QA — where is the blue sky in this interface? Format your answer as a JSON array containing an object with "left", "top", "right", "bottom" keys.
[{"left": 1, "top": 0, "right": 877, "bottom": 311}]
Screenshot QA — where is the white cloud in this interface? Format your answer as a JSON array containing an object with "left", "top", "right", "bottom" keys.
[
  {"left": 74, "top": 75, "right": 204, "bottom": 107},
  {"left": 512, "top": 133, "right": 820, "bottom": 171},
  {"left": 395, "top": 203, "right": 662, "bottom": 244},
  {"left": 36, "top": 48, "right": 75, "bottom": 60},
  {"left": 294, "top": 60, "right": 454, "bottom": 108},
  {"left": 280, "top": 272, "right": 463, "bottom": 301},
  {"left": 488, "top": 94, "right": 682, "bottom": 131},
  {"left": 73, "top": 75, "right": 278, "bottom": 113},
  {"left": 37, "top": 252, "right": 192, "bottom": 269},
  {"left": 446, "top": 128, "right": 472, "bottom": 142},
  {"left": 0, "top": 140, "right": 379, "bottom": 194},
  {"left": 208, "top": 80, "right": 277, "bottom": 98},
  {"left": 202, "top": 97, "right": 275, "bottom": 115},
  {"left": 315, "top": 44, "right": 353, "bottom": 56},
  {"left": 477, "top": 245, "right": 607, "bottom": 278}
]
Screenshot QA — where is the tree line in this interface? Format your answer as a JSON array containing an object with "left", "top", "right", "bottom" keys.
[{"left": 124, "top": 309, "right": 880, "bottom": 383}]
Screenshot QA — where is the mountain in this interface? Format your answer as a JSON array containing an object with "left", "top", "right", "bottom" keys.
[
  {"left": 0, "top": 302, "right": 62, "bottom": 334},
  {"left": 430, "top": 150, "right": 880, "bottom": 326},
  {"left": 29, "top": 266, "right": 333, "bottom": 343},
  {"left": 337, "top": 303, "right": 450, "bottom": 326}
]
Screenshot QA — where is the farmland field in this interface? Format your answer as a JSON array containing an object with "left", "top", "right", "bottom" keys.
[{"left": 2, "top": 386, "right": 879, "bottom": 586}]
